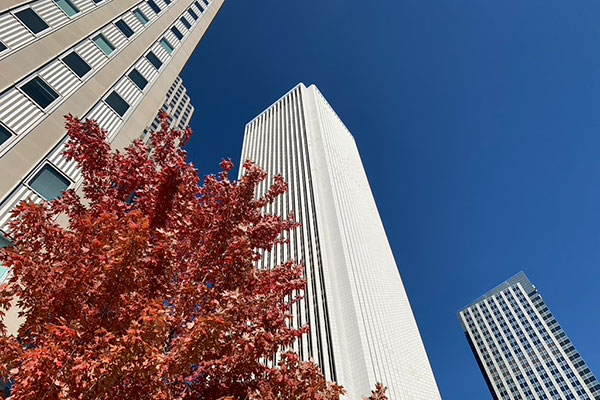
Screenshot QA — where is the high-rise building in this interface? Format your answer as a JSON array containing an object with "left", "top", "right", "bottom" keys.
[
  {"left": 458, "top": 272, "right": 600, "bottom": 400},
  {"left": 0, "top": 0, "right": 224, "bottom": 243},
  {"left": 239, "top": 83, "right": 441, "bottom": 399}
]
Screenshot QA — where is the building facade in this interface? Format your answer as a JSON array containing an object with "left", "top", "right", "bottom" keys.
[
  {"left": 239, "top": 83, "right": 441, "bottom": 399},
  {"left": 458, "top": 272, "right": 600, "bottom": 400},
  {"left": 0, "top": 0, "right": 223, "bottom": 283}
]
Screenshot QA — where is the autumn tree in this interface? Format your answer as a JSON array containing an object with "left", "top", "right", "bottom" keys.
[{"left": 0, "top": 116, "right": 386, "bottom": 399}]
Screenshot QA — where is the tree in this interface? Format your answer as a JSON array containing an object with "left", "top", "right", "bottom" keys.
[{"left": 0, "top": 116, "right": 386, "bottom": 399}]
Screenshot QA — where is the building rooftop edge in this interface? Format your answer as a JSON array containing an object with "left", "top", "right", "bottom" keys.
[
  {"left": 458, "top": 271, "right": 532, "bottom": 312},
  {"left": 245, "top": 82, "right": 307, "bottom": 127}
]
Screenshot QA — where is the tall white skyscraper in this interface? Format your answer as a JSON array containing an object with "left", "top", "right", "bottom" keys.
[
  {"left": 459, "top": 272, "right": 600, "bottom": 400},
  {"left": 239, "top": 83, "right": 441, "bottom": 399}
]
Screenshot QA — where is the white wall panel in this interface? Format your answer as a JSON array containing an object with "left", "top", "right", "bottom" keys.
[
  {"left": 75, "top": 39, "right": 107, "bottom": 70},
  {"left": 101, "top": 24, "right": 127, "bottom": 50},
  {"left": 0, "top": 89, "right": 45, "bottom": 135},
  {"left": 0, "top": 186, "right": 44, "bottom": 232},
  {"left": 86, "top": 102, "right": 121, "bottom": 139},
  {"left": 0, "top": 13, "right": 35, "bottom": 50},
  {"left": 33, "top": 1, "right": 69, "bottom": 27},
  {"left": 114, "top": 77, "right": 142, "bottom": 106},
  {"left": 71, "top": 0, "right": 95, "bottom": 14},
  {"left": 39, "top": 61, "right": 80, "bottom": 97}
]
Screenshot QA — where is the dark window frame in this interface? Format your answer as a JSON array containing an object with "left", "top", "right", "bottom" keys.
[
  {"left": 28, "top": 163, "right": 71, "bottom": 201},
  {"left": 115, "top": 19, "right": 135, "bottom": 38},
  {"left": 180, "top": 16, "right": 191, "bottom": 29},
  {"left": 20, "top": 76, "right": 60, "bottom": 110},
  {"left": 14, "top": 8, "right": 50, "bottom": 35},
  {"left": 145, "top": 51, "right": 163, "bottom": 69},
  {"left": 0, "top": 124, "right": 12, "bottom": 147},
  {"left": 105, "top": 91, "right": 130, "bottom": 117},
  {"left": 171, "top": 27, "right": 183, "bottom": 40},
  {"left": 147, "top": 0, "right": 161, "bottom": 14},
  {"left": 128, "top": 69, "right": 148, "bottom": 90},
  {"left": 62, "top": 51, "right": 92, "bottom": 78}
]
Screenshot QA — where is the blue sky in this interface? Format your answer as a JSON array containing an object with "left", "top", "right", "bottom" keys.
[{"left": 181, "top": 1, "right": 600, "bottom": 398}]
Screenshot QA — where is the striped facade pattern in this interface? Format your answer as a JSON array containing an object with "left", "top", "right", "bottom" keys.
[
  {"left": 459, "top": 273, "right": 600, "bottom": 400},
  {"left": 0, "top": 0, "right": 216, "bottom": 233},
  {"left": 240, "top": 83, "right": 441, "bottom": 399},
  {"left": 143, "top": 75, "right": 194, "bottom": 142}
]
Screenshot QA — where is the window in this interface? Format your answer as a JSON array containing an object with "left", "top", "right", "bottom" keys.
[
  {"left": 128, "top": 69, "right": 148, "bottom": 90},
  {"left": 133, "top": 9, "right": 149, "bottom": 25},
  {"left": 0, "top": 41, "right": 7, "bottom": 52},
  {"left": 164, "top": 0, "right": 171, "bottom": 4},
  {"left": 0, "top": 124, "right": 12, "bottom": 147},
  {"left": 93, "top": 0, "right": 105, "bottom": 3},
  {"left": 194, "top": 1, "right": 204, "bottom": 12},
  {"left": 21, "top": 77, "right": 59, "bottom": 109},
  {"left": 171, "top": 27, "right": 183, "bottom": 40},
  {"left": 29, "top": 164, "right": 70, "bottom": 200},
  {"left": 62, "top": 51, "right": 91, "bottom": 78},
  {"left": 54, "top": 0, "right": 80, "bottom": 17},
  {"left": 147, "top": 0, "right": 161, "bottom": 14},
  {"left": 145, "top": 51, "right": 162, "bottom": 69},
  {"left": 115, "top": 19, "right": 134, "bottom": 38},
  {"left": 0, "top": 234, "right": 10, "bottom": 248},
  {"left": 180, "top": 16, "right": 191, "bottom": 29},
  {"left": 105, "top": 91, "right": 130, "bottom": 117},
  {"left": 160, "top": 38, "right": 174, "bottom": 54},
  {"left": 93, "top": 34, "right": 115, "bottom": 56},
  {"left": 188, "top": 9, "right": 199, "bottom": 20},
  {"left": 15, "top": 8, "right": 49, "bottom": 34},
  {"left": 203, "top": 0, "right": 209, "bottom": 5}
]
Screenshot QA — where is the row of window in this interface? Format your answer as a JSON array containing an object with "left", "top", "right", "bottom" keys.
[
  {"left": 1, "top": 0, "right": 210, "bottom": 207},
  {"left": 0, "top": 0, "right": 114, "bottom": 58}
]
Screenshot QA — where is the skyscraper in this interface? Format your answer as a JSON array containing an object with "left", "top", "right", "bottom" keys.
[
  {"left": 239, "top": 83, "right": 441, "bottom": 399},
  {"left": 458, "top": 272, "right": 600, "bottom": 399},
  {"left": 0, "top": 0, "right": 224, "bottom": 237}
]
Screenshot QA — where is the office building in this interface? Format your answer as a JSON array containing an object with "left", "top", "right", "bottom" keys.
[
  {"left": 0, "top": 0, "right": 223, "bottom": 282},
  {"left": 239, "top": 83, "right": 441, "bottom": 399},
  {"left": 458, "top": 272, "right": 600, "bottom": 399}
]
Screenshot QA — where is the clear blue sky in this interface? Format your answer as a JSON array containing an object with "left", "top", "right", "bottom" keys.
[{"left": 181, "top": 1, "right": 600, "bottom": 398}]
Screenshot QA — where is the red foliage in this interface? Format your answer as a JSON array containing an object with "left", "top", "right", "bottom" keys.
[
  {"left": 363, "top": 383, "right": 388, "bottom": 400},
  {"left": 0, "top": 116, "right": 385, "bottom": 399}
]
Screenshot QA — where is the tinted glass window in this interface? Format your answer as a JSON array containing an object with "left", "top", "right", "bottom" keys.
[
  {"left": 115, "top": 19, "right": 134, "bottom": 38},
  {"left": 203, "top": 0, "right": 209, "bottom": 5},
  {"left": 30, "top": 164, "right": 70, "bottom": 200},
  {"left": 180, "top": 16, "right": 191, "bottom": 29},
  {"left": 15, "top": 8, "right": 49, "bottom": 34},
  {"left": 93, "top": 0, "right": 104, "bottom": 3},
  {"left": 194, "top": 1, "right": 204, "bottom": 12},
  {"left": 93, "top": 34, "right": 115, "bottom": 55},
  {"left": 147, "top": 0, "right": 161, "bottom": 13},
  {"left": 55, "top": 0, "right": 80, "bottom": 17},
  {"left": 171, "top": 27, "right": 183, "bottom": 40},
  {"left": 0, "top": 124, "right": 12, "bottom": 147},
  {"left": 160, "top": 38, "right": 174, "bottom": 54},
  {"left": 146, "top": 51, "right": 162, "bottom": 69},
  {"left": 105, "top": 91, "right": 130, "bottom": 117},
  {"left": 0, "top": 41, "right": 7, "bottom": 52},
  {"left": 188, "top": 9, "right": 199, "bottom": 20},
  {"left": 0, "top": 234, "right": 9, "bottom": 248},
  {"left": 164, "top": 0, "right": 171, "bottom": 4},
  {"left": 128, "top": 69, "right": 148, "bottom": 90},
  {"left": 21, "top": 77, "right": 59, "bottom": 109},
  {"left": 62, "top": 52, "right": 91, "bottom": 78},
  {"left": 133, "top": 9, "right": 149, "bottom": 25}
]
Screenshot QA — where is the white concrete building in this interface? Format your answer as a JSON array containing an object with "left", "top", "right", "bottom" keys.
[
  {"left": 240, "top": 83, "right": 441, "bottom": 399},
  {"left": 459, "top": 272, "right": 600, "bottom": 399}
]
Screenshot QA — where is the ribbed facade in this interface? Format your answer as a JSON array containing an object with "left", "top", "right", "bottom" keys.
[
  {"left": 143, "top": 75, "right": 194, "bottom": 141},
  {"left": 240, "top": 83, "right": 441, "bottom": 399},
  {"left": 459, "top": 272, "right": 600, "bottom": 400}
]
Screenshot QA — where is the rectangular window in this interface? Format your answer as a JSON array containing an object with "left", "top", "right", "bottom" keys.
[
  {"left": 0, "top": 234, "right": 11, "bottom": 248},
  {"left": 128, "top": 69, "right": 148, "bottom": 90},
  {"left": 0, "top": 41, "right": 7, "bottom": 52},
  {"left": 164, "top": 0, "right": 171, "bottom": 4},
  {"left": 62, "top": 51, "right": 91, "bottom": 78},
  {"left": 0, "top": 124, "right": 12, "bottom": 147},
  {"left": 180, "top": 16, "right": 192, "bottom": 29},
  {"left": 30, "top": 164, "right": 70, "bottom": 200},
  {"left": 133, "top": 9, "right": 149, "bottom": 25},
  {"left": 115, "top": 19, "right": 134, "bottom": 38},
  {"left": 203, "top": 0, "right": 209, "bottom": 5},
  {"left": 93, "top": 34, "right": 115, "bottom": 56},
  {"left": 145, "top": 51, "right": 162, "bottom": 69},
  {"left": 188, "top": 9, "right": 199, "bottom": 20},
  {"left": 93, "top": 0, "right": 104, "bottom": 3},
  {"left": 105, "top": 91, "right": 130, "bottom": 117},
  {"left": 194, "top": 1, "right": 204, "bottom": 12},
  {"left": 15, "top": 8, "right": 50, "bottom": 34},
  {"left": 147, "top": 0, "right": 161, "bottom": 14},
  {"left": 54, "top": 0, "right": 80, "bottom": 17},
  {"left": 160, "top": 38, "right": 174, "bottom": 54},
  {"left": 171, "top": 27, "right": 183, "bottom": 40},
  {"left": 21, "top": 77, "right": 59, "bottom": 109}
]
